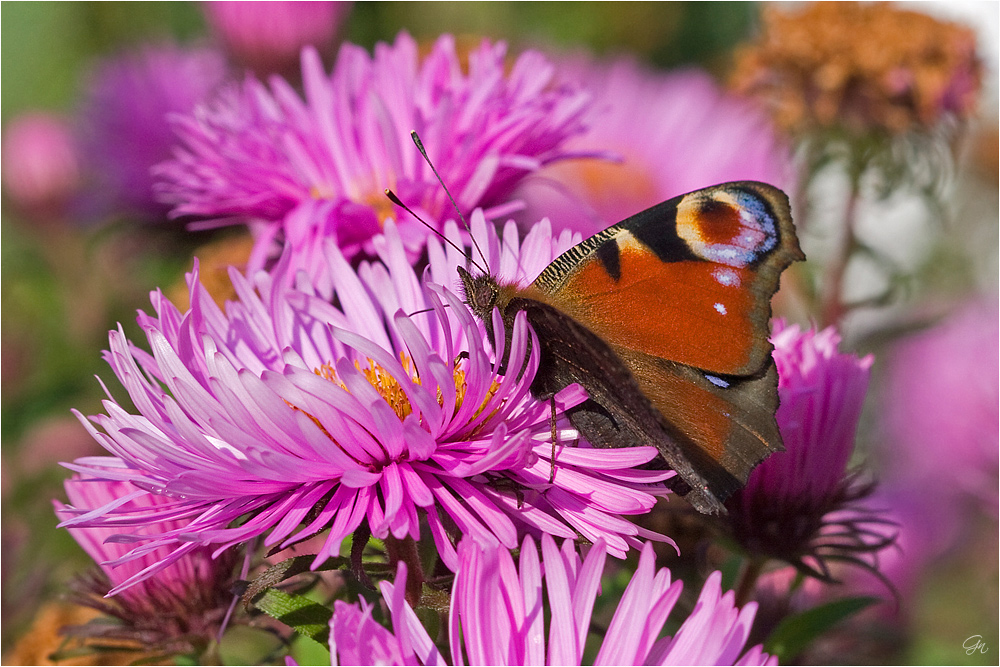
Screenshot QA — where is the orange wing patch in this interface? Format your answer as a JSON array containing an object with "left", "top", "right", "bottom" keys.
[{"left": 533, "top": 238, "right": 764, "bottom": 376}]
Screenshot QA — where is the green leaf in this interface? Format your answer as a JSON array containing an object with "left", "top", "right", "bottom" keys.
[
  {"left": 242, "top": 554, "right": 348, "bottom": 610},
  {"left": 290, "top": 632, "right": 335, "bottom": 666},
  {"left": 251, "top": 588, "right": 333, "bottom": 647},
  {"left": 765, "top": 596, "right": 880, "bottom": 662}
]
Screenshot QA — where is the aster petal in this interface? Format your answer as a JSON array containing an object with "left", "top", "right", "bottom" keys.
[
  {"left": 330, "top": 599, "right": 404, "bottom": 666},
  {"left": 539, "top": 534, "right": 578, "bottom": 665}
]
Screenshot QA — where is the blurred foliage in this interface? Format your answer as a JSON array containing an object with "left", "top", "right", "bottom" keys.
[
  {"left": 1, "top": 2, "right": 206, "bottom": 122},
  {"left": 346, "top": 1, "right": 754, "bottom": 71}
]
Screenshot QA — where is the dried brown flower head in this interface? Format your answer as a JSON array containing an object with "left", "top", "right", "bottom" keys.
[{"left": 731, "top": 2, "right": 982, "bottom": 134}]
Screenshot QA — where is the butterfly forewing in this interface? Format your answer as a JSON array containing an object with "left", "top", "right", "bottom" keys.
[{"left": 528, "top": 182, "right": 803, "bottom": 377}]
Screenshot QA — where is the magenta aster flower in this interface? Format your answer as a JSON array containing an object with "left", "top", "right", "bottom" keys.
[
  {"left": 725, "top": 321, "right": 893, "bottom": 581},
  {"left": 59, "top": 212, "right": 672, "bottom": 594},
  {"left": 54, "top": 474, "right": 237, "bottom": 655},
  {"left": 154, "top": 32, "right": 591, "bottom": 288},
  {"left": 2, "top": 112, "right": 81, "bottom": 222},
  {"left": 79, "top": 44, "right": 227, "bottom": 221},
  {"left": 513, "top": 56, "right": 792, "bottom": 236},
  {"left": 330, "top": 535, "right": 775, "bottom": 666},
  {"left": 205, "top": 1, "right": 351, "bottom": 75}
]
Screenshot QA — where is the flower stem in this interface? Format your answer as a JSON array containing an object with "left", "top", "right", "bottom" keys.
[
  {"left": 734, "top": 557, "right": 767, "bottom": 608},
  {"left": 385, "top": 535, "right": 425, "bottom": 608},
  {"left": 820, "top": 167, "right": 862, "bottom": 328}
]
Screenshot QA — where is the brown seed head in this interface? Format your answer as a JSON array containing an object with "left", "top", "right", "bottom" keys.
[{"left": 731, "top": 2, "right": 982, "bottom": 134}]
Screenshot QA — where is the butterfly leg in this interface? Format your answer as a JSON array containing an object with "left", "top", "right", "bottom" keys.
[
  {"left": 485, "top": 476, "right": 525, "bottom": 508},
  {"left": 549, "top": 396, "right": 559, "bottom": 484}
]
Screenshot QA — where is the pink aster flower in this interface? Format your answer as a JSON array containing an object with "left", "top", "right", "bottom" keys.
[
  {"left": 330, "top": 535, "right": 775, "bottom": 666},
  {"left": 79, "top": 44, "right": 228, "bottom": 221},
  {"left": 843, "top": 300, "right": 1000, "bottom": 608},
  {"left": 2, "top": 112, "right": 81, "bottom": 222},
  {"left": 205, "top": 1, "right": 351, "bottom": 76},
  {"left": 54, "top": 475, "right": 237, "bottom": 656},
  {"left": 58, "top": 212, "right": 671, "bottom": 594},
  {"left": 513, "top": 56, "right": 792, "bottom": 236},
  {"left": 880, "top": 299, "right": 998, "bottom": 514},
  {"left": 154, "top": 33, "right": 591, "bottom": 289},
  {"left": 725, "top": 321, "right": 893, "bottom": 581}
]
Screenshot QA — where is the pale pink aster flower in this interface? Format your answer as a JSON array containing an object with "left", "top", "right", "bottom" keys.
[
  {"left": 79, "top": 44, "right": 228, "bottom": 221},
  {"left": 54, "top": 475, "right": 237, "bottom": 654},
  {"left": 59, "top": 212, "right": 672, "bottom": 594},
  {"left": 514, "top": 56, "right": 792, "bottom": 236},
  {"left": 205, "top": 1, "right": 351, "bottom": 75},
  {"left": 1, "top": 112, "right": 81, "bottom": 221},
  {"left": 154, "top": 33, "right": 591, "bottom": 289},
  {"left": 330, "top": 535, "right": 775, "bottom": 666},
  {"left": 725, "top": 321, "right": 893, "bottom": 581}
]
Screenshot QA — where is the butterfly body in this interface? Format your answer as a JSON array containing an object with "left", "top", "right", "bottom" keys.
[{"left": 459, "top": 181, "right": 803, "bottom": 514}]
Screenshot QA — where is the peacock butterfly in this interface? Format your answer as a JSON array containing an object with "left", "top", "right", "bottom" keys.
[{"left": 457, "top": 181, "right": 804, "bottom": 515}]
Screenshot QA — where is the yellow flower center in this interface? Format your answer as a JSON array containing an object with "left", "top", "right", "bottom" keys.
[
  {"left": 310, "top": 176, "right": 399, "bottom": 228},
  {"left": 365, "top": 190, "right": 398, "bottom": 228},
  {"left": 295, "top": 352, "right": 502, "bottom": 432}
]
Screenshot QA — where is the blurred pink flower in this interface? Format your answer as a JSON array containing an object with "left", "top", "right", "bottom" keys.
[
  {"left": 838, "top": 299, "right": 1000, "bottom": 611},
  {"left": 514, "top": 56, "right": 792, "bottom": 235},
  {"left": 154, "top": 32, "right": 590, "bottom": 293},
  {"left": 54, "top": 475, "right": 236, "bottom": 651},
  {"left": 79, "top": 44, "right": 228, "bottom": 221},
  {"left": 880, "top": 299, "right": 998, "bottom": 514},
  {"left": 845, "top": 486, "right": 952, "bottom": 608},
  {"left": 330, "top": 535, "right": 775, "bottom": 665},
  {"left": 2, "top": 113, "right": 81, "bottom": 221},
  {"left": 204, "top": 1, "right": 351, "bottom": 75},
  {"left": 725, "top": 322, "right": 893, "bottom": 580}
]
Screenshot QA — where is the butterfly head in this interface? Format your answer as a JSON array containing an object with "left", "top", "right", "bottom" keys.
[
  {"left": 457, "top": 266, "right": 502, "bottom": 321},
  {"left": 457, "top": 265, "right": 523, "bottom": 371}
]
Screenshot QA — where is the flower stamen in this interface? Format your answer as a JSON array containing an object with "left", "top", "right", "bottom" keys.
[{"left": 304, "top": 353, "right": 503, "bottom": 427}]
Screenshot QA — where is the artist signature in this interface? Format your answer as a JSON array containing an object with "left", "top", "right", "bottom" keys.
[{"left": 963, "top": 634, "right": 989, "bottom": 656}]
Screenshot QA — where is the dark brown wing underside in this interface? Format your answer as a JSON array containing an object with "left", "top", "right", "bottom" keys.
[{"left": 509, "top": 296, "right": 781, "bottom": 514}]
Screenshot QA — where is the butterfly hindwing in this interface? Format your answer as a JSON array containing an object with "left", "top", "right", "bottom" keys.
[{"left": 511, "top": 296, "right": 732, "bottom": 514}]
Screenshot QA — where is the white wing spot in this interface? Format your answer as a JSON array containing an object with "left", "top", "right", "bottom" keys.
[
  {"left": 714, "top": 302, "right": 727, "bottom": 315},
  {"left": 713, "top": 267, "right": 740, "bottom": 287}
]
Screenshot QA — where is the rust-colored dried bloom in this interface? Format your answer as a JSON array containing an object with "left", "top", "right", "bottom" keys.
[{"left": 731, "top": 2, "right": 981, "bottom": 134}]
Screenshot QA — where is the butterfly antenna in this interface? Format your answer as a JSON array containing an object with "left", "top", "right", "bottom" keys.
[
  {"left": 404, "top": 305, "right": 448, "bottom": 318},
  {"left": 384, "top": 189, "right": 474, "bottom": 266},
  {"left": 410, "top": 130, "right": 490, "bottom": 273}
]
